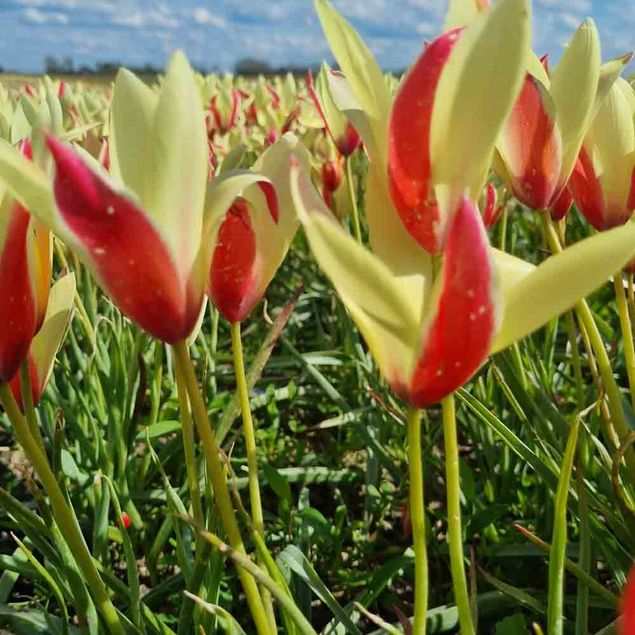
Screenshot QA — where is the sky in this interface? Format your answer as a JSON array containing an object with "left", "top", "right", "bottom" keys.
[{"left": 0, "top": 0, "right": 632, "bottom": 74}]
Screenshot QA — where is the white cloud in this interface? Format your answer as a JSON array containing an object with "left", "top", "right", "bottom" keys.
[
  {"left": 192, "top": 7, "right": 226, "bottom": 27},
  {"left": 111, "top": 9, "right": 178, "bottom": 29},
  {"left": 23, "top": 7, "right": 69, "bottom": 23}
]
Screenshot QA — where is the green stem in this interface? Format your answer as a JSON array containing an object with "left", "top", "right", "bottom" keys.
[
  {"left": 230, "top": 321, "right": 277, "bottom": 632},
  {"left": 171, "top": 340, "right": 270, "bottom": 635},
  {"left": 230, "top": 322, "right": 265, "bottom": 537},
  {"left": 442, "top": 394, "right": 475, "bottom": 635},
  {"left": 174, "top": 362, "right": 204, "bottom": 548},
  {"left": 19, "top": 361, "right": 45, "bottom": 454},
  {"left": 0, "top": 383, "right": 124, "bottom": 634},
  {"left": 346, "top": 155, "right": 362, "bottom": 243},
  {"left": 541, "top": 214, "right": 635, "bottom": 481},
  {"left": 613, "top": 271, "right": 635, "bottom": 415},
  {"left": 406, "top": 407, "right": 428, "bottom": 635}
]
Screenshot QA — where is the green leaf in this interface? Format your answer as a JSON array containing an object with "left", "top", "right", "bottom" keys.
[
  {"left": 547, "top": 419, "right": 580, "bottom": 635},
  {"left": 278, "top": 545, "right": 362, "bottom": 635}
]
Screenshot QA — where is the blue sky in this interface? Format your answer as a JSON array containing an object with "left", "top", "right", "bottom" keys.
[{"left": 0, "top": 0, "right": 632, "bottom": 74}]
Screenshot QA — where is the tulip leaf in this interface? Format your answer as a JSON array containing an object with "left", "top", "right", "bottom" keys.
[
  {"left": 493, "top": 221, "right": 635, "bottom": 352},
  {"left": 431, "top": 0, "right": 531, "bottom": 212}
]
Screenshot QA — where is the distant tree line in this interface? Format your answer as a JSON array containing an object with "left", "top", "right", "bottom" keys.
[{"left": 40, "top": 55, "right": 317, "bottom": 78}]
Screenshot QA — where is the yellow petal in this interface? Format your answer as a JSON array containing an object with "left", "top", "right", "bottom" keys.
[
  {"left": 146, "top": 51, "right": 208, "bottom": 279},
  {"left": 290, "top": 153, "right": 420, "bottom": 389},
  {"left": 29, "top": 272, "right": 75, "bottom": 393},
  {"left": 314, "top": 0, "right": 392, "bottom": 163},
  {"left": 444, "top": 0, "right": 489, "bottom": 30},
  {"left": 431, "top": 0, "right": 531, "bottom": 213},
  {"left": 493, "top": 221, "right": 635, "bottom": 352},
  {"left": 550, "top": 18, "right": 600, "bottom": 186}
]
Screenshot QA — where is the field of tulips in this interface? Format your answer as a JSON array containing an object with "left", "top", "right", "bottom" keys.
[{"left": 3, "top": 0, "right": 635, "bottom": 633}]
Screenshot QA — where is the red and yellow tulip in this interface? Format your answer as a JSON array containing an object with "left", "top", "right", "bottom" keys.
[
  {"left": 568, "top": 78, "right": 635, "bottom": 230},
  {"left": 299, "top": 0, "right": 635, "bottom": 407},
  {"left": 208, "top": 134, "right": 300, "bottom": 323},
  {"left": 0, "top": 52, "right": 277, "bottom": 345},
  {"left": 0, "top": 139, "right": 50, "bottom": 382}
]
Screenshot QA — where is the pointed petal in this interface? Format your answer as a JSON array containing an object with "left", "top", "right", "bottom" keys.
[
  {"left": 314, "top": 0, "right": 392, "bottom": 163},
  {"left": 0, "top": 138, "right": 56, "bottom": 228},
  {"left": 388, "top": 29, "right": 461, "bottom": 253},
  {"left": 290, "top": 152, "right": 420, "bottom": 394},
  {"left": 145, "top": 51, "right": 208, "bottom": 277},
  {"left": 431, "top": 0, "right": 531, "bottom": 214},
  {"left": 0, "top": 198, "right": 37, "bottom": 382},
  {"left": 109, "top": 67, "right": 158, "bottom": 197},
  {"left": 11, "top": 273, "right": 75, "bottom": 408},
  {"left": 409, "top": 198, "right": 499, "bottom": 406},
  {"left": 493, "top": 220, "right": 635, "bottom": 352},
  {"left": 47, "top": 136, "right": 201, "bottom": 343},
  {"left": 444, "top": 0, "right": 490, "bottom": 30},
  {"left": 550, "top": 18, "right": 600, "bottom": 188},
  {"left": 497, "top": 75, "right": 563, "bottom": 210}
]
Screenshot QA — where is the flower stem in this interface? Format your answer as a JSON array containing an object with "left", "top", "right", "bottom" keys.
[
  {"left": 173, "top": 361, "right": 204, "bottom": 547},
  {"left": 442, "top": 394, "right": 475, "bottom": 635},
  {"left": 541, "top": 214, "right": 635, "bottom": 482},
  {"left": 346, "top": 155, "right": 362, "bottom": 243},
  {"left": 19, "top": 360, "right": 46, "bottom": 454},
  {"left": 171, "top": 340, "right": 270, "bottom": 635},
  {"left": 613, "top": 271, "right": 635, "bottom": 415},
  {"left": 406, "top": 406, "right": 428, "bottom": 635},
  {"left": 0, "top": 383, "right": 124, "bottom": 635},
  {"left": 230, "top": 321, "right": 265, "bottom": 537},
  {"left": 230, "top": 321, "right": 277, "bottom": 632}
]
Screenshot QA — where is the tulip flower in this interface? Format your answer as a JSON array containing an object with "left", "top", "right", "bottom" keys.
[
  {"left": 208, "top": 88, "right": 241, "bottom": 135},
  {"left": 208, "top": 133, "right": 300, "bottom": 323},
  {"left": 0, "top": 139, "right": 51, "bottom": 383},
  {"left": 306, "top": 0, "right": 635, "bottom": 407},
  {"left": 0, "top": 52, "right": 275, "bottom": 345},
  {"left": 307, "top": 65, "right": 361, "bottom": 157},
  {"left": 481, "top": 183, "right": 505, "bottom": 229},
  {"left": 10, "top": 272, "right": 75, "bottom": 410},
  {"left": 321, "top": 157, "right": 344, "bottom": 210},
  {"left": 622, "top": 563, "right": 635, "bottom": 635},
  {"left": 496, "top": 18, "right": 630, "bottom": 214},
  {"left": 568, "top": 78, "right": 635, "bottom": 231}
]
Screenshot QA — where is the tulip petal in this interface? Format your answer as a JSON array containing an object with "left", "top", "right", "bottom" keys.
[
  {"left": 145, "top": 51, "right": 209, "bottom": 278},
  {"left": 10, "top": 273, "right": 75, "bottom": 407},
  {"left": 0, "top": 138, "right": 56, "bottom": 227},
  {"left": 109, "top": 67, "right": 157, "bottom": 201},
  {"left": 550, "top": 19, "right": 600, "bottom": 188},
  {"left": 409, "top": 198, "right": 499, "bottom": 406},
  {"left": 592, "top": 54, "right": 633, "bottom": 122},
  {"left": 314, "top": 0, "right": 392, "bottom": 162},
  {"left": 622, "top": 564, "right": 635, "bottom": 635},
  {"left": 47, "top": 136, "right": 200, "bottom": 343},
  {"left": 431, "top": 0, "right": 531, "bottom": 215},
  {"left": 493, "top": 219, "right": 635, "bottom": 352},
  {"left": 0, "top": 198, "right": 37, "bottom": 382},
  {"left": 290, "top": 153, "right": 420, "bottom": 394},
  {"left": 444, "top": 0, "right": 490, "bottom": 30},
  {"left": 491, "top": 249, "right": 535, "bottom": 299},
  {"left": 388, "top": 29, "right": 461, "bottom": 253},
  {"left": 497, "top": 74, "right": 563, "bottom": 210}
]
